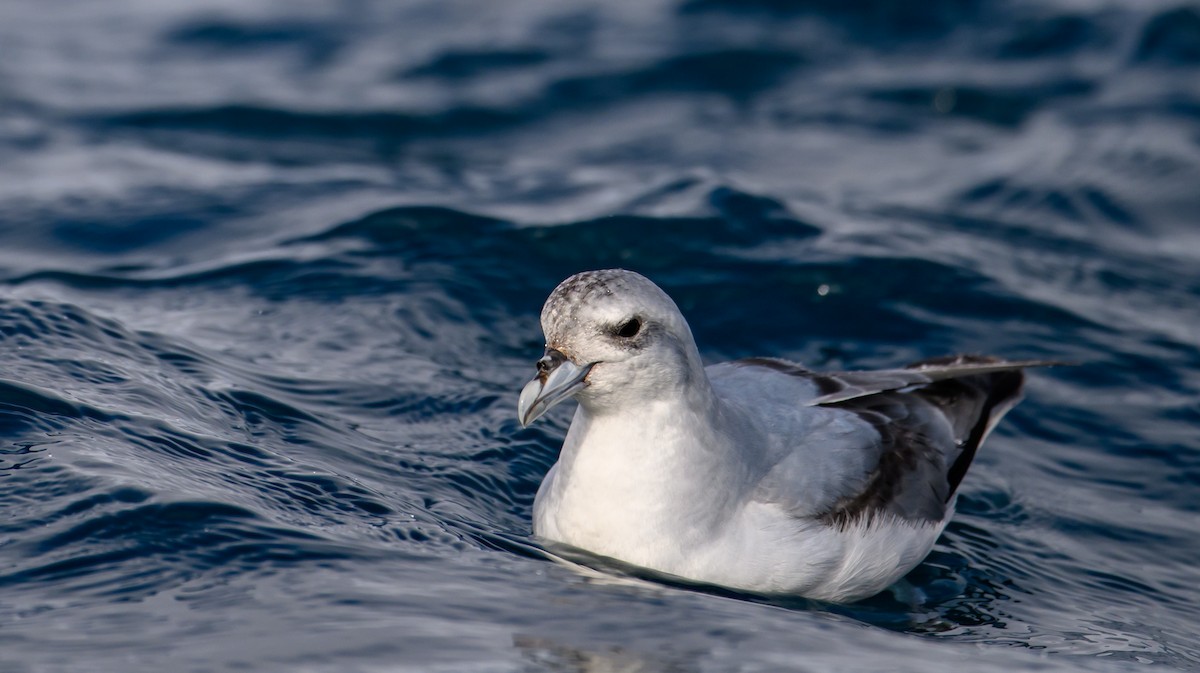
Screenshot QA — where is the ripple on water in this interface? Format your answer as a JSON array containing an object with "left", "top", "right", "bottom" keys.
[{"left": 2, "top": 0, "right": 1199, "bottom": 670}]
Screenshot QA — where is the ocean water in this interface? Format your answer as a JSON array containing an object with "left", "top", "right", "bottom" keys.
[{"left": 1, "top": 0, "right": 1199, "bottom": 671}]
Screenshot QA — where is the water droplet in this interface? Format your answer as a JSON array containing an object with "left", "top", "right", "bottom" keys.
[{"left": 934, "top": 87, "right": 956, "bottom": 114}]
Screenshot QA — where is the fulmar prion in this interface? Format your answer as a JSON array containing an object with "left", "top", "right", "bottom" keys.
[{"left": 518, "top": 269, "right": 1056, "bottom": 602}]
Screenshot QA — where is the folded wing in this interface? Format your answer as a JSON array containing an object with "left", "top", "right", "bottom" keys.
[{"left": 737, "top": 355, "right": 1059, "bottom": 528}]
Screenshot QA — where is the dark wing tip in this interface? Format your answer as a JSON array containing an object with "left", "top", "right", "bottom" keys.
[
  {"left": 916, "top": 367, "right": 1025, "bottom": 498},
  {"left": 816, "top": 354, "right": 1050, "bottom": 529}
]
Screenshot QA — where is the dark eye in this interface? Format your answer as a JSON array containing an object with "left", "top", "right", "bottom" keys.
[{"left": 615, "top": 318, "right": 642, "bottom": 338}]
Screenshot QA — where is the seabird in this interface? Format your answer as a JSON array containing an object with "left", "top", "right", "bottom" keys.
[{"left": 518, "top": 269, "right": 1055, "bottom": 602}]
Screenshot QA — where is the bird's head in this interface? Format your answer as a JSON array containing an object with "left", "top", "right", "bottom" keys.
[{"left": 517, "top": 269, "right": 704, "bottom": 427}]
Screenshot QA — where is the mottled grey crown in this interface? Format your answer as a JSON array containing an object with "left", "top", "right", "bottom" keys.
[{"left": 540, "top": 269, "right": 683, "bottom": 350}]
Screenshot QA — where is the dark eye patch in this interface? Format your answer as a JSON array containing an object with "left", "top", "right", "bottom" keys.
[{"left": 615, "top": 318, "right": 642, "bottom": 338}]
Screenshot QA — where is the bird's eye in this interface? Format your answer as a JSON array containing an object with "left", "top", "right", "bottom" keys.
[{"left": 615, "top": 318, "right": 642, "bottom": 338}]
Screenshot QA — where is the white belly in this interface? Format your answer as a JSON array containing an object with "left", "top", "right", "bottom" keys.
[{"left": 536, "top": 481, "right": 952, "bottom": 602}]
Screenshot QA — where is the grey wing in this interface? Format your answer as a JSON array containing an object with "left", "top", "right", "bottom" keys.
[{"left": 738, "top": 355, "right": 1041, "bottom": 527}]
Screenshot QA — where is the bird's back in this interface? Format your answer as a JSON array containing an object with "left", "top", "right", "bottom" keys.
[{"left": 707, "top": 355, "right": 1027, "bottom": 529}]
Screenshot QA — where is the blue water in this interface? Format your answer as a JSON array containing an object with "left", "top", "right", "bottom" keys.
[{"left": 2, "top": 0, "right": 1199, "bottom": 670}]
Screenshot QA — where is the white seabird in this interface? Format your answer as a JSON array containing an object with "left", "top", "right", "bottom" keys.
[{"left": 518, "top": 269, "right": 1054, "bottom": 603}]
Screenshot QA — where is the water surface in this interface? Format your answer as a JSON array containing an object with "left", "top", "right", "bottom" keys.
[{"left": 1, "top": 0, "right": 1199, "bottom": 671}]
